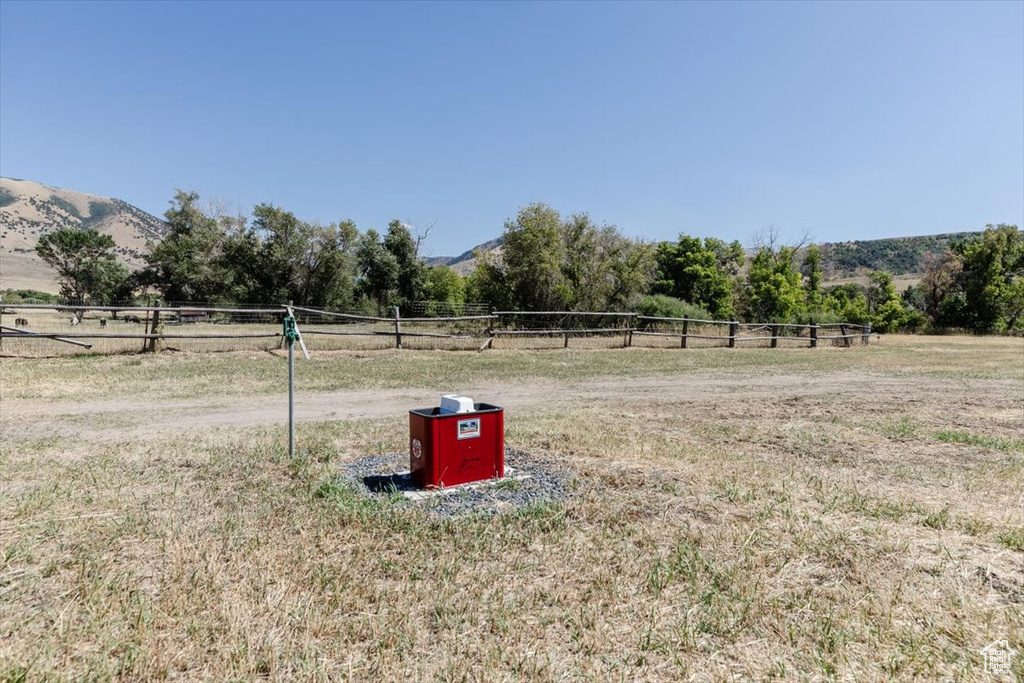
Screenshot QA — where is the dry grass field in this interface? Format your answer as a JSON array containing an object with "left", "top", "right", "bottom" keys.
[{"left": 1, "top": 335, "right": 1022, "bottom": 681}]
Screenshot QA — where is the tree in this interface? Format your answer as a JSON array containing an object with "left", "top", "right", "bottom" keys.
[
  {"left": 468, "top": 204, "right": 653, "bottom": 312},
  {"left": 1003, "top": 278, "right": 1024, "bottom": 333},
  {"left": 560, "top": 213, "right": 609, "bottom": 310},
  {"left": 919, "top": 249, "right": 962, "bottom": 323},
  {"left": 35, "top": 228, "right": 130, "bottom": 313},
  {"left": 951, "top": 224, "right": 1023, "bottom": 333},
  {"left": 654, "top": 235, "right": 742, "bottom": 318},
  {"left": 143, "top": 190, "right": 232, "bottom": 303},
  {"left": 244, "top": 203, "right": 306, "bottom": 303},
  {"left": 865, "top": 271, "right": 909, "bottom": 333},
  {"left": 821, "top": 284, "right": 870, "bottom": 325},
  {"left": 146, "top": 191, "right": 367, "bottom": 309},
  {"left": 464, "top": 251, "right": 512, "bottom": 311},
  {"left": 215, "top": 205, "right": 362, "bottom": 308},
  {"left": 357, "top": 229, "right": 399, "bottom": 314},
  {"left": 560, "top": 214, "right": 656, "bottom": 311},
  {"left": 741, "top": 245, "right": 805, "bottom": 322},
  {"left": 802, "top": 245, "right": 823, "bottom": 314},
  {"left": 866, "top": 270, "right": 896, "bottom": 309},
  {"left": 308, "top": 219, "right": 361, "bottom": 310},
  {"left": 605, "top": 237, "right": 656, "bottom": 310},
  {"left": 423, "top": 266, "right": 465, "bottom": 304},
  {"left": 383, "top": 220, "right": 426, "bottom": 310},
  {"left": 501, "top": 203, "right": 568, "bottom": 310}
]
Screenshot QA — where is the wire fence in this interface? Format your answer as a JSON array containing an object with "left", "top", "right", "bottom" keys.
[
  {"left": 0, "top": 301, "right": 870, "bottom": 357},
  {"left": 405, "top": 301, "right": 491, "bottom": 318}
]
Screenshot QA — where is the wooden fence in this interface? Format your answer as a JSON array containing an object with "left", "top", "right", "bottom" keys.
[{"left": 0, "top": 302, "right": 870, "bottom": 355}]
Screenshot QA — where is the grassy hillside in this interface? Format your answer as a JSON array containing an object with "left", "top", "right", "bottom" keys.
[
  {"left": 819, "top": 232, "right": 981, "bottom": 277},
  {"left": 0, "top": 178, "right": 166, "bottom": 292}
]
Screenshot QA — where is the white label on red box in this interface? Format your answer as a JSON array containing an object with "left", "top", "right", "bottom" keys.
[{"left": 457, "top": 418, "right": 481, "bottom": 439}]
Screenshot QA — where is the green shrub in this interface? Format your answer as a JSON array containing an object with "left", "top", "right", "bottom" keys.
[
  {"left": 635, "top": 294, "right": 715, "bottom": 321},
  {"left": 871, "top": 299, "right": 909, "bottom": 333},
  {"left": 900, "top": 309, "right": 928, "bottom": 333},
  {"left": 1, "top": 289, "right": 61, "bottom": 304},
  {"left": 794, "top": 310, "right": 847, "bottom": 326}
]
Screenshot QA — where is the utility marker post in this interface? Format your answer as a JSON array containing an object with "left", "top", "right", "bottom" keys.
[
  {"left": 283, "top": 313, "right": 299, "bottom": 458},
  {"left": 282, "top": 305, "right": 309, "bottom": 459}
]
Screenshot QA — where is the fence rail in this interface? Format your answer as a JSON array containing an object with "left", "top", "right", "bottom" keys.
[
  {"left": 0, "top": 302, "right": 871, "bottom": 356},
  {"left": 2, "top": 303, "right": 287, "bottom": 314}
]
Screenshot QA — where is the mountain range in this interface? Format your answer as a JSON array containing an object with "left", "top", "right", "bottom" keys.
[
  {"left": 0, "top": 177, "right": 984, "bottom": 293},
  {"left": 1, "top": 178, "right": 166, "bottom": 292}
]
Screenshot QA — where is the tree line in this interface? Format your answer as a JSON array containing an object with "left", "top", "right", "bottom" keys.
[{"left": 29, "top": 192, "right": 1023, "bottom": 334}]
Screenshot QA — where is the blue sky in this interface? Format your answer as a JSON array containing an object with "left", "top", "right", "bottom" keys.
[{"left": 1, "top": 1, "right": 1021, "bottom": 257}]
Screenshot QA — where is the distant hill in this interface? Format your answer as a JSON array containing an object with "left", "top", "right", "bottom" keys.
[
  {"left": 0, "top": 176, "right": 985, "bottom": 293},
  {"left": 818, "top": 231, "right": 981, "bottom": 278},
  {"left": 429, "top": 232, "right": 981, "bottom": 280},
  {"left": 424, "top": 237, "right": 503, "bottom": 275},
  {"left": 0, "top": 178, "right": 166, "bottom": 292}
]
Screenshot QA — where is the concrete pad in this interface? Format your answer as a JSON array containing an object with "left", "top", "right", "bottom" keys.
[{"left": 398, "top": 467, "right": 532, "bottom": 501}]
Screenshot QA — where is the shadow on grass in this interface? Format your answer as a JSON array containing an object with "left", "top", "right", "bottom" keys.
[{"left": 362, "top": 472, "right": 418, "bottom": 494}]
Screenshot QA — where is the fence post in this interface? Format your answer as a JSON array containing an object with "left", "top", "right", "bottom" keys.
[
  {"left": 482, "top": 308, "right": 494, "bottom": 351},
  {"left": 141, "top": 305, "right": 151, "bottom": 353},
  {"left": 862, "top": 323, "right": 871, "bottom": 345},
  {"left": 810, "top": 321, "right": 818, "bottom": 348},
  {"left": 681, "top": 319, "right": 688, "bottom": 348},
  {"left": 770, "top": 323, "right": 778, "bottom": 349},
  {"left": 394, "top": 306, "right": 402, "bottom": 349},
  {"left": 563, "top": 332, "right": 569, "bottom": 348},
  {"left": 840, "top": 324, "right": 850, "bottom": 348},
  {"left": 728, "top": 321, "right": 737, "bottom": 348},
  {"left": 146, "top": 300, "right": 162, "bottom": 353}
]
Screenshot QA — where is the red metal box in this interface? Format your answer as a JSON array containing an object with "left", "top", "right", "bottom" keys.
[{"left": 409, "top": 403, "right": 504, "bottom": 488}]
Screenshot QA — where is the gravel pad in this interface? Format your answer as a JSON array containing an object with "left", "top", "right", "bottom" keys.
[{"left": 335, "top": 446, "right": 574, "bottom": 518}]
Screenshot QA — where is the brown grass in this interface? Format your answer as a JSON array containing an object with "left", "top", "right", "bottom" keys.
[{"left": 1, "top": 335, "right": 1022, "bottom": 680}]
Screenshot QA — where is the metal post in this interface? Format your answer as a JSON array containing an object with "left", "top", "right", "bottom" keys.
[
  {"left": 681, "top": 319, "right": 688, "bottom": 348},
  {"left": 728, "top": 321, "right": 737, "bottom": 348},
  {"left": 810, "top": 321, "right": 818, "bottom": 349},
  {"left": 282, "top": 309, "right": 302, "bottom": 459},
  {"left": 288, "top": 336, "right": 294, "bottom": 458},
  {"left": 770, "top": 323, "right": 778, "bottom": 349}
]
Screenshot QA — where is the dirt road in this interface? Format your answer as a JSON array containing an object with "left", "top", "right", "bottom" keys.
[{"left": 4, "top": 370, "right": 1016, "bottom": 442}]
